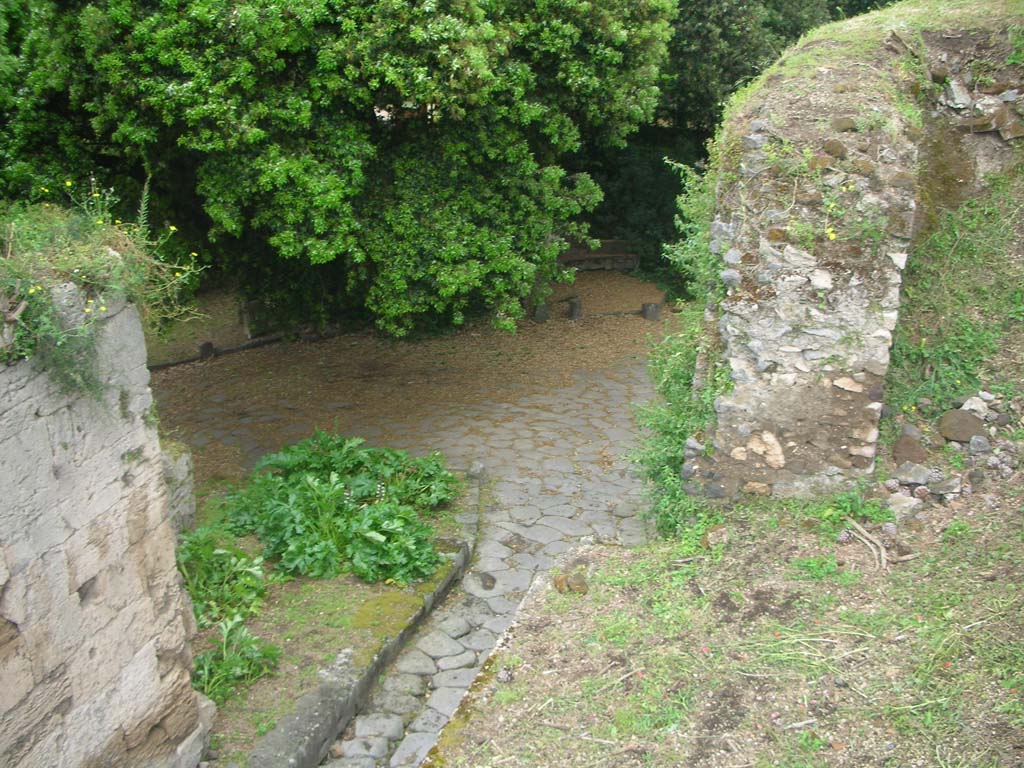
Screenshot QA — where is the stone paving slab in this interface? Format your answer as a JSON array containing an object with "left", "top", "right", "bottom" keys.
[
  {"left": 161, "top": 356, "right": 655, "bottom": 768},
  {"left": 323, "top": 362, "right": 654, "bottom": 767}
]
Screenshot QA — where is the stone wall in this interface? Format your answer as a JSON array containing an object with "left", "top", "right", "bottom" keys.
[
  {"left": 680, "top": 17, "right": 1023, "bottom": 498},
  {"left": 0, "top": 293, "right": 211, "bottom": 767}
]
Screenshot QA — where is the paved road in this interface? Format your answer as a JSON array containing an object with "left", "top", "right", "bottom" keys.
[{"left": 155, "top": 354, "right": 654, "bottom": 767}]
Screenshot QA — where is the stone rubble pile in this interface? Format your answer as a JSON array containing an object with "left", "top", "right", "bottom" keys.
[{"left": 881, "top": 391, "right": 1022, "bottom": 519}]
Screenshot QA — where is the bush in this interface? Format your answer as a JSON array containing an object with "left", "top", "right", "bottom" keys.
[
  {"left": 192, "top": 616, "right": 281, "bottom": 704},
  {"left": 1, "top": 0, "right": 674, "bottom": 335},
  {"left": 0, "top": 186, "right": 197, "bottom": 393},
  {"left": 225, "top": 432, "right": 458, "bottom": 583}
]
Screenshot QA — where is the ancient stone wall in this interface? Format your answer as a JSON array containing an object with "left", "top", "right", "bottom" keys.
[
  {"left": 0, "top": 293, "right": 211, "bottom": 767},
  {"left": 680, "top": 20, "right": 1023, "bottom": 498}
]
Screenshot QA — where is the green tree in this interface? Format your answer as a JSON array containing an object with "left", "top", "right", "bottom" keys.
[{"left": 0, "top": 0, "right": 674, "bottom": 335}]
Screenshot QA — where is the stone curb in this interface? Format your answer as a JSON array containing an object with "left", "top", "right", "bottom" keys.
[
  {"left": 245, "top": 472, "right": 484, "bottom": 768},
  {"left": 419, "top": 543, "right": 601, "bottom": 767}
]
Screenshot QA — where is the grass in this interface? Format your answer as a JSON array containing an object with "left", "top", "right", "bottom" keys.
[
  {"left": 430, "top": 486, "right": 1024, "bottom": 768},
  {"left": 887, "top": 162, "right": 1024, "bottom": 416},
  {"left": 205, "top": 567, "right": 449, "bottom": 764}
]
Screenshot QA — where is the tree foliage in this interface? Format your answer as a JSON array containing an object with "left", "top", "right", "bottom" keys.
[
  {"left": 0, "top": 0, "right": 674, "bottom": 334},
  {"left": 587, "top": 0, "right": 898, "bottom": 266}
]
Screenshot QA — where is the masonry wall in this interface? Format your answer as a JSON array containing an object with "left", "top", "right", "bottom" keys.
[
  {"left": 680, "top": 20, "right": 1023, "bottom": 499},
  {"left": 0, "top": 294, "right": 211, "bottom": 767}
]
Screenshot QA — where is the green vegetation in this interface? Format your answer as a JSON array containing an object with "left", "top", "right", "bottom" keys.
[
  {"left": 224, "top": 431, "right": 457, "bottom": 582},
  {"left": 0, "top": 1, "right": 901, "bottom": 334},
  {"left": 0, "top": 189, "right": 196, "bottom": 393},
  {"left": 785, "top": 489, "right": 893, "bottom": 539},
  {"left": 430, "top": 490, "right": 1024, "bottom": 767},
  {"left": 192, "top": 616, "right": 281, "bottom": 705},
  {"left": 176, "top": 528, "right": 276, "bottom": 629},
  {"left": 1009, "top": 25, "right": 1024, "bottom": 65},
  {"left": 633, "top": 152, "right": 731, "bottom": 539},
  {"left": 887, "top": 165, "right": 1024, "bottom": 415},
  {"left": 0, "top": 0, "right": 675, "bottom": 335},
  {"left": 177, "top": 432, "right": 458, "bottom": 704}
]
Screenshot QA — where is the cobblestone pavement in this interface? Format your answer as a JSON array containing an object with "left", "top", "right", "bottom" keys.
[{"left": 155, "top": 354, "right": 654, "bottom": 767}]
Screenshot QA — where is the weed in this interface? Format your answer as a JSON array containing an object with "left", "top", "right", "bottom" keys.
[
  {"left": 942, "top": 444, "right": 966, "bottom": 471},
  {"left": 791, "top": 489, "right": 893, "bottom": 539},
  {"left": 225, "top": 431, "right": 457, "bottom": 582},
  {"left": 942, "top": 519, "right": 973, "bottom": 543},
  {"left": 493, "top": 687, "right": 522, "bottom": 706},
  {"left": 789, "top": 554, "right": 835, "bottom": 580},
  {"left": 878, "top": 415, "right": 900, "bottom": 447},
  {"left": 0, "top": 187, "right": 198, "bottom": 394},
  {"left": 634, "top": 302, "right": 730, "bottom": 539},
  {"left": 177, "top": 526, "right": 275, "bottom": 628},
  {"left": 1005, "top": 25, "right": 1024, "bottom": 66},
  {"left": 253, "top": 714, "right": 276, "bottom": 737},
  {"left": 192, "top": 616, "right": 281, "bottom": 704},
  {"left": 789, "top": 219, "right": 817, "bottom": 249}
]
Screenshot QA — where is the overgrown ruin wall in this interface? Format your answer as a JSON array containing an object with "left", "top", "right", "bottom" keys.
[
  {"left": 0, "top": 294, "right": 211, "bottom": 767},
  {"left": 682, "top": 16, "right": 1023, "bottom": 498}
]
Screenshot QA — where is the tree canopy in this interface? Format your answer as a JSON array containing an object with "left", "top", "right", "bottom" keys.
[
  {"left": 0, "top": 0, "right": 674, "bottom": 333},
  {"left": 0, "top": 0, "right": 895, "bottom": 332}
]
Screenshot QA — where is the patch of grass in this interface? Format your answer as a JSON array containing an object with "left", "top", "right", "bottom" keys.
[
  {"left": 789, "top": 554, "right": 859, "bottom": 585},
  {"left": 887, "top": 166, "right": 1024, "bottom": 415},
  {"left": 942, "top": 444, "right": 966, "bottom": 470},
  {"left": 1007, "top": 24, "right": 1024, "bottom": 65},
  {"left": 786, "top": 489, "right": 893, "bottom": 539},
  {"left": 942, "top": 518, "right": 973, "bottom": 543},
  {"left": 633, "top": 302, "right": 730, "bottom": 540}
]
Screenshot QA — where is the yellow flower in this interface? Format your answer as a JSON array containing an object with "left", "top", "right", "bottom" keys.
[
  {"left": 99, "top": 305, "right": 107, "bottom": 312},
  {"left": 114, "top": 219, "right": 122, "bottom": 225},
  {"left": 40, "top": 186, "right": 49, "bottom": 193},
  {"left": 174, "top": 271, "right": 182, "bottom": 278},
  {"left": 168, "top": 225, "right": 178, "bottom": 232},
  {"left": 189, "top": 252, "right": 198, "bottom": 257},
  {"left": 96, "top": 219, "right": 103, "bottom": 225},
  {"left": 92, "top": 192, "right": 101, "bottom": 198},
  {"left": 83, "top": 307, "right": 92, "bottom": 314},
  {"left": 64, "top": 180, "right": 72, "bottom": 187},
  {"left": 27, "top": 287, "right": 36, "bottom": 295}
]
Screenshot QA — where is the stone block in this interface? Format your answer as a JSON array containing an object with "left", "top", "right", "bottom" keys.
[
  {"left": 0, "top": 305, "right": 201, "bottom": 768},
  {"left": 0, "top": 645, "right": 34, "bottom": 716}
]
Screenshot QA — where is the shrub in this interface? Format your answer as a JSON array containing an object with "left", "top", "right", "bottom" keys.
[
  {"left": 225, "top": 432, "right": 457, "bottom": 583},
  {"left": 0, "top": 185, "right": 197, "bottom": 393}
]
